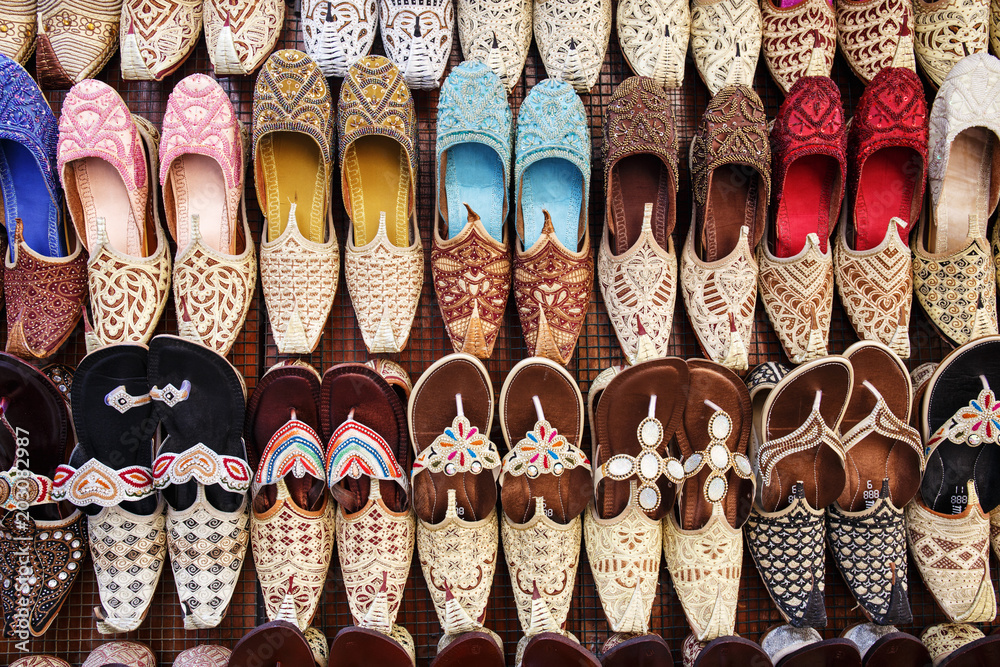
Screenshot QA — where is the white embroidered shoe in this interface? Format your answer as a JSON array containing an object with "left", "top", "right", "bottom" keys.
[
  {"left": 302, "top": 0, "right": 378, "bottom": 78},
  {"left": 379, "top": 0, "right": 454, "bottom": 89},
  {"left": 691, "top": 0, "right": 762, "bottom": 95},
  {"left": 457, "top": 0, "right": 532, "bottom": 91},
  {"left": 617, "top": 0, "right": 690, "bottom": 89},
  {"left": 534, "top": 0, "right": 613, "bottom": 93}
]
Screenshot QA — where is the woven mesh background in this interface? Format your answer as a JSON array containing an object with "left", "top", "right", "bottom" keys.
[{"left": 0, "top": 1, "right": 993, "bottom": 665}]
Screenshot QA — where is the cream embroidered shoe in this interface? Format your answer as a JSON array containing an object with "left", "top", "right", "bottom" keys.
[
  {"left": 302, "top": 0, "right": 377, "bottom": 78},
  {"left": 120, "top": 0, "right": 202, "bottom": 80},
  {"left": 760, "top": 0, "right": 836, "bottom": 93},
  {"left": 691, "top": 0, "right": 761, "bottom": 94},
  {"left": 617, "top": 0, "right": 690, "bottom": 89},
  {"left": 681, "top": 85, "right": 770, "bottom": 373},
  {"left": 836, "top": 0, "right": 915, "bottom": 84},
  {"left": 457, "top": 0, "right": 532, "bottom": 91},
  {"left": 204, "top": 0, "right": 283, "bottom": 75},
  {"left": 913, "top": 52, "right": 1000, "bottom": 347},
  {"left": 254, "top": 50, "right": 339, "bottom": 355},
  {"left": 0, "top": 0, "right": 36, "bottom": 64},
  {"left": 534, "top": 0, "right": 613, "bottom": 93},
  {"left": 379, "top": 0, "right": 454, "bottom": 89},
  {"left": 913, "top": 0, "right": 989, "bottom": 87}
]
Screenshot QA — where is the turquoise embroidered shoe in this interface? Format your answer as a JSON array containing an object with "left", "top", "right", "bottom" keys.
[
  {"left": 513, "top": 79, "right": 593, "bottom": 365},
  {"left": 432, "top": 61, "right": 513, "bottom": 358}
]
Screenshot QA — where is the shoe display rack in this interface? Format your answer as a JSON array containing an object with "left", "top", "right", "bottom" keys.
[{"left": 0, "top": 2, "right": 988, "bottom": 666}]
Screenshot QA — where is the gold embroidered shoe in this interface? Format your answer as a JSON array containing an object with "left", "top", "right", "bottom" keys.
[
  {"left": 534, "top": 0, "right": 612, "bottom": 93},
  {"left": 409, "top": 354, "right": 504, "bottom": 665},
  {"left": 339, "top": 56, "right": 423, "bottom": 354},
  {"left": 922, "top": 623, "right": 1000, "bottom": 666},
  {"left": 247, "top": 362, "right": 335, "bottom": 631},
  {"left": 744, "top": 358, "right": 852, "bottom": 627},
  {"left": 761, "top": 0, "right": 836, "bottom": 93},
  {"left": 910, "top": 336, "right": 1000, "bottom": 624},
  {"left": 836, "top": 0, "right": 915, "bottom": 84},
  {"left": 913, "top": 0, "right": 989, "bottom": 87},
  {"left": 499, "top": 358, "right": 594, "bottom": 665},
  {"left": 58, "top": 80, "right": 171, "bottom": 351},
  {"left": 617, "top": 0, "right": 690, "bottom": 89},
  {"left": 120, "top": 0, "right": 201, "bottom": 80},
  {"left": 457, "top": 0, "right": 533, "bottom": 92},
  {"left": 514, "top": 79, "right": 593, "bottom": 366},
  {"left": 0, "top": 0, "right": 36, "bottom": 64},
  {"left": 586, "top": 358, "right": 687, "bottom": 638},
  {"left": 433, "top": 62, "right": 512, "bottom": 359},
  {"left": 325, "top": 362, "right": 416, "bottom": 666},
  {"left": 691, "top": 0, "right": 762, "bottom": 94},
  {"left": 835, "top": 68, "right": 927, "bottom": 358},
  {"left": 681, "top": 85, "right": 770, "bottom": 373},
  {"left": 663, "top": 360, "right": 754, "bottom": 641},
  {"left": 204, "top": 0, "right": 283, "bottom": 76},
  {"left": 35, "top": 0, "right": 120, "bottom": 88},
  {"left": 914, "top": 53, "right": 1000, "bottom": 347},
  {"left": 161, "top": 74, "right": 256, "bottom": 356},
  {"left": 600, "top": 77, "right": 679, "bottom": 364},
  {"left": 760, "top": 76, "right": 846, "bottom": 364},
  {"left": 254, "top": 50, "right": 339, "bottom": 355}
]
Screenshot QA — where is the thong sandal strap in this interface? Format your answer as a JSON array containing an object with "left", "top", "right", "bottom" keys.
[
  {"left": 52, "top": 457, "right": 155, "bottom": 506},
  {"left": 253, "top": 418, "right": 327, "bottom": 494},
  {"left": 152, "top": 442, "right": 251, "bottom": 493},
  {"left": 682, "top": 407, "right": 754, "bottom": 504},
  {"left": 840, "top": 381, "right": 923, "bottom": 470},
  {"left": 499, "top": 418, "right": 590, "bottom": 486},
  {"left": 325, "top": 412, "right": 408, "bottom": 493},
  {"left": 412, "top": 414, "right": 501, "bottom": 482},
  {"left": 758, "top": 395, "right": 845, "bottom": 488},
  {"left": 0, "top": 468, "right": 55, "bottom": 509},
  {"left": 594, "top": 412, "right": 684, "bottom": 513}
]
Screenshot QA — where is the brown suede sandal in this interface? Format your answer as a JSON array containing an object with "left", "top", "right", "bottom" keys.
[
  {"left": 841, "top": 623, "right": 930, "bottom": 667},
  {"left": 229, "top": 621, "right": 314, "bottom": 667},
  {"left": 685, "top": 635, "right": 772, "bottom": 667},
  {"left": 498, "top": 357, "right": 593, "bottom": 667},
  {"left": 408, "top": 353, "right": 503, "bottom": 666},
  {"left": 760, "top": 626, "right": 861, "bottom": 667}
]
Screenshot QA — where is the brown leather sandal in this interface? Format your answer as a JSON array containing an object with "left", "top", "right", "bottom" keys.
[
  {"left": 498, "top": 357, "right": 594, "bottom": 667},
  {"left": 408, "top": 353, "right": 503, "bottom": 666},
  {"left": 760, "top": 626, "right": 860, "bottom": 667},
  {"left": 841, "top": 623, "right": 930, "bottom": 667},
  {"left": 229, "top": 620, "right": 314, "bottom": 667},
  {"left": 686, "top": 635, "right": 772, "bottom": 667},
  {"left": 324, "top": 361, "right": 416, "bottom": 667}
]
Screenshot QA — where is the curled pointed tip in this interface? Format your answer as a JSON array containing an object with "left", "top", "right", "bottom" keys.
[
  {"left": 569, "top": 37, "right": 577, "bottom": 51},
  {"left": 491, "top": 31, "right": 499, "bottom": 49},
  {"left": 463, "top": 202, "right": 480, "bottom": 224},
  {"left": 541, "top": 210, "right": 555, "bottom": 236},
  {"left": 179, "top": 294, "right": 192, "bottom": 323},
  {"left": 413, "top": 21, "right": 421, "bottom": 38},
  {"left": 636, "top": 315, "right": 647, "bottom": 337},
  {"left": 728, "top": 311, "right": 738, "bottom": 333},
  {"left": 899, "top": 12, "right": 910, "bottom": 37},
  {"left": 531, "top": 582, "right": 541, "bottom": 600}
]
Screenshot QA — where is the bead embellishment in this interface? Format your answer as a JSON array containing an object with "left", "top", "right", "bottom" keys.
[
  {"left": 104, "top": 385, "right": 151, "bottom": 414},
  {"left": 149, "top": 380, "right": 191, "bottom": 407},
  {"left": 681, "top": 409, "right": 752, "bottom": 503},
  {"left": 600, "top": 414, "right": 684, "bottom": 511},
  {"left": 152, "top": 443, "right": 252, "bottom": 493},
  {"left": 412, "top": 415, "right": 501, "bottom": 478},
  {"left": 927, "top": 388, "right": 1000, "bottom": 452},
  {"left": 51, "top": 459, "right": 156, "bottom": 506},
  {"left": 0, "top": 468, "right": 54, "bottom": 510},
  {"left": 326, "top": 411, "right": 407, "bottom": 490},
  {"left": 500, "top": 419, "right": 590, "bottom": 482}
]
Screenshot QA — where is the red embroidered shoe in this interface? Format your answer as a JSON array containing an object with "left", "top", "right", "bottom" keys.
[
  {"left": 833, "top": 67, "right": 927, "bottom": 358},
  {"left": 760, "top": 76, "right": 846, "bottom": 364}
]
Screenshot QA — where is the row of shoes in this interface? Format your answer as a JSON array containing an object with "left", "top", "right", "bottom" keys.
[{"left": 14, "top": 643, "right": 233, "bottom": 667}]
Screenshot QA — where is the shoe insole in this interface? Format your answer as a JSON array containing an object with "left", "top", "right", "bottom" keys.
[
  {"left": 928, "top": 127, "right": 992, "bottom": 255},
  {"left": 70, "top": 158, "right": 143, "bottom": 256},
  {"left": 169, "top": 154, "right": 231, "bottom": 253},
  {"left": 521, "top": 157, "right": 582, "bottom": 251},
  {"left": 344, "top": 136, "right": 410, "bottom": 248},
  {"left": 444, "top": 143, "right": 503, "bottom": 242},
  {"left": 854, "top": 146, "right": 918, "bottom": 251},
  {"left": 259, "top": 133, "right": 325, "bottom": 244},
  {"left": 775, "top": 154, "right": 838, "bottom": 257},
  {"left": 702, "top": 164, "right": 758, "bottom": 261},
  {"left": 0, "top": 139, "right": 64, "bottom": 257},
  {"left": 610, "top": 154, "right": 670, "bottom": 254}
]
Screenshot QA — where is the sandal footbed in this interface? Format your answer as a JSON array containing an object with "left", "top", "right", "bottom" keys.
[
  {"left": 148, "top": 335, "right": 245, "bottom": 513},
  {"left": 776, "top": 639, "right": 860, "bottom": 667},
  {"left": 681, "top": 360, "right": 754, "bottom": 529},
  {"left": 245, "top": 364, "right": 325, "bottom": 512},
  {"left": 229, "top": 620, "right": 313, "bottom": 667},
  {"left": 329, "top": 626, "right": 412, "bottom": 667},
  {"left": 431, "top": 631, "right": 504, "bottom": 667},
  {"left": 521, "top": 632, "right": 601, "bottom": 667},
  {"left": 922, "top": 336, "right": 1000, "bottom": 513},
  {"left": 321, "top": 363, "right": 409, "bottom": 514},
  {"left": 694, "top": 636, "right": 772, "bottom": 667},
  {"left": 862, "top": 633, "right": 930, "bottom": 667},
  {"left": 594, "top": 358, "right": 688, "bottom": 521},
  {"left": 409, "top": 355, "right": 496, "bottom": 524},
  {"left": 601, "top": 634, "right": 673, "bottom": 667},
  {"left": 760, "top": 358, "right": 852, "bottom": 511},
  {"left": 499, "top": 358, "right": 588, "bottom": 525},
  {"left": 840, "top": 342, "right": 918, "bottom": 510},
  {"left": 71, "top": 343, "right": 158, "bottom": 516}
]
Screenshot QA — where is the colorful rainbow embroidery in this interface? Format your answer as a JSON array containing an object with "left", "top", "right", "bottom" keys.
[
  {"left": 325, "top": 418, "right": 404, "bottom": 487},
  {"left": 255, "top": 420, "right": 326, "bottom": 488}
]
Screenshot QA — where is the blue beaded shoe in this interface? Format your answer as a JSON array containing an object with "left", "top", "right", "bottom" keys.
[{"left": 432, "top": 61, "right": 512, "bottom": 358}]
